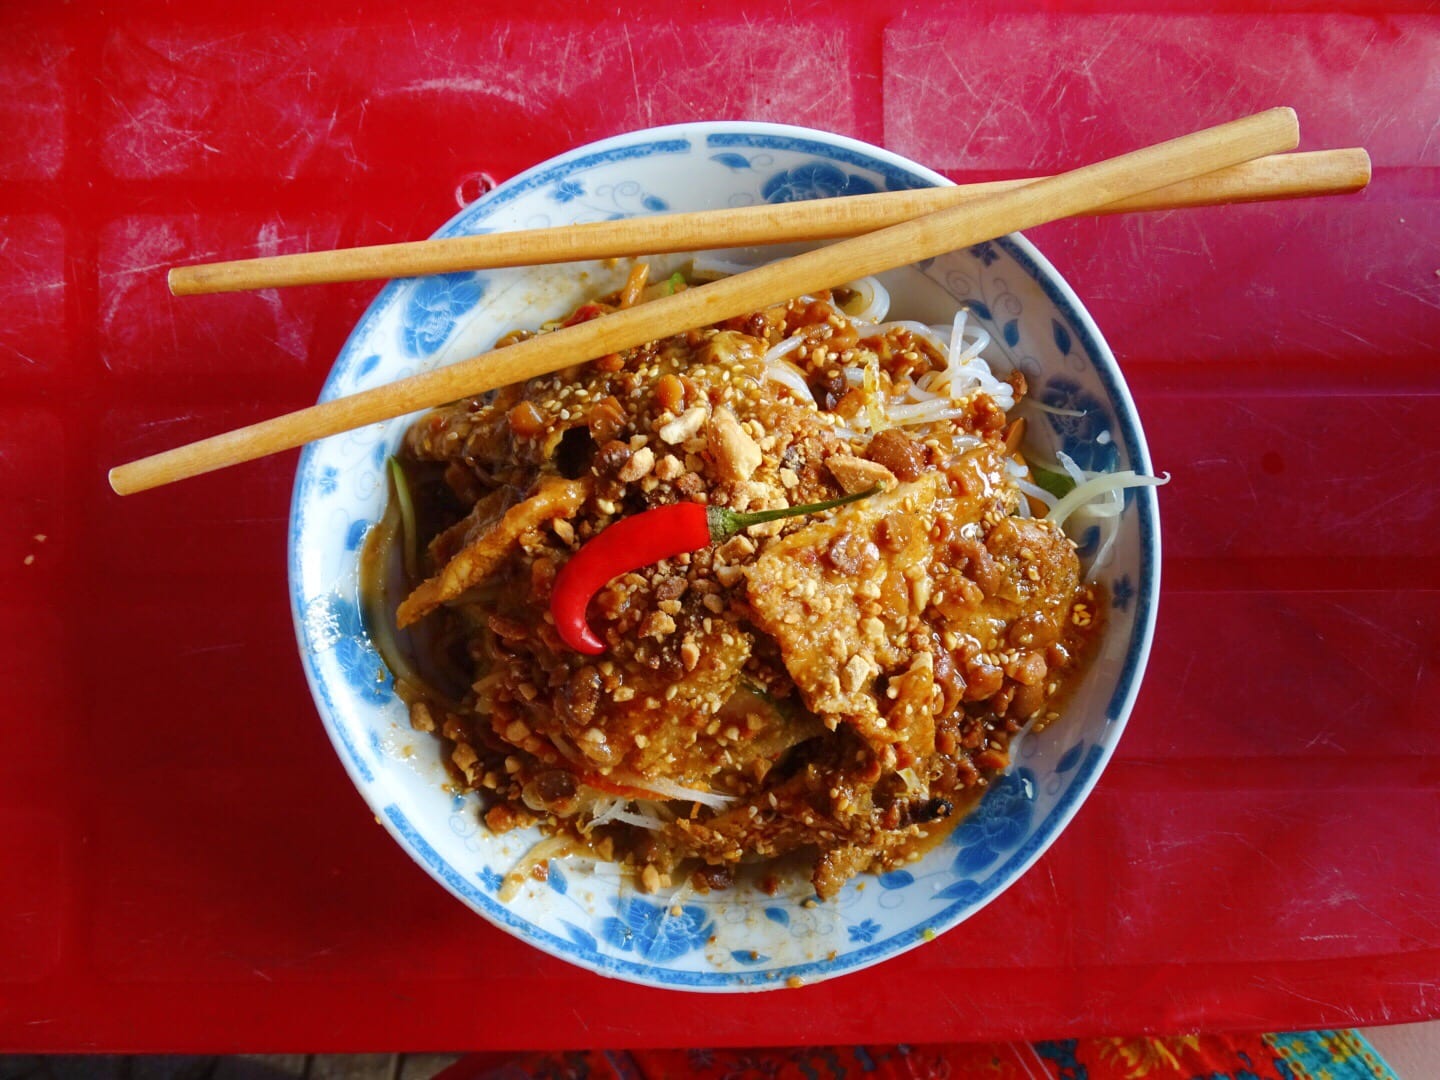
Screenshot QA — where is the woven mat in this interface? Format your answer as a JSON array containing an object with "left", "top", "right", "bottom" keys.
[{"left": 441, "top": 1029, "right": 1399, "bottom": 1080}]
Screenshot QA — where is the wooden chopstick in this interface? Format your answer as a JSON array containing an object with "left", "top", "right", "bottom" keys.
[
  {"left": 168, "top": 147, "right": 1368, "bottom": 297},
  {"left": 111, "top": 107, "right": 1300, "bottom": 495}
]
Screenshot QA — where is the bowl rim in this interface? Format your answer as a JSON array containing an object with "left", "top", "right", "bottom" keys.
[{"left": 287, "top": 119, "right": 1161, "bottom": 990}]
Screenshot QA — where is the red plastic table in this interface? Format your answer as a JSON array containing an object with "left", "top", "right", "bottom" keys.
[{"left": 3, "top": 0, "right": 1438, "bottom": 1053}]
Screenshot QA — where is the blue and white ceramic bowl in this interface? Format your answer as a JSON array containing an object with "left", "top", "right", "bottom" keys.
[{"left": 289, "top": 122, "right": 1160, "bottom": 990}]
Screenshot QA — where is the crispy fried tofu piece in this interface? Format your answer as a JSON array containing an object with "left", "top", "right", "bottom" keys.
[
  {"left": 397, "top": 476, "right": 586, "bottom": 627},
  {"left": 566, "top": 628, "right": 756, "bottom": 781},
  {"left": 744, "top": 475, "right": 944, "bottom": 754},
  {"left": 981, "top": 515, "right": 1080, "bottom": 646}
]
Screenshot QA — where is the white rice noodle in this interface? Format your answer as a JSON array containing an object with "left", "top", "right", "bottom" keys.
[
  {"left": 901, "top": 381, "right": 942, "bottom": 403},
  {"left": 883, "top": 400, "right": 968, "bottom": 425},
  {"left": 761, "top": 331, "right": 819, "bottom": 405},
  {"left": 620, "top": 773, "right": 738, "bottom": 810},
  {"left": 1042, "top": 453, "right": 1162, "bottom": 572},
  {"left": 1046, "top": 471, "right": 1171, "bottom": 529},
  {"left": 763, "top": 357, "right": 816, "bottom": 405},
  {"left": 586, "top": 794, "right": 676, "bottom": 832},
  {"left": 946, "top": 308, "right": 970, "bottom": 371},
  {"left": 907, "top": 310, "right": 1012, "bottom": 412},
  {"left": 1026, "top": 400, "right": 1087, "bottom": 418},
  {"left": 840, "top": 276, "right": 890, "bottom": 322},
  {"left": 954, "top": 328, "right": 993, "bottom": 373},
  {"left": 610, "top": 806, "right": 667, "bottom": 831},
  {"left": 1005, "top": 458, "right": 1051, "bottom": 516},
  {"left": 587, "top": 795, "right": 627, "bottom": 828},
  {"left": 761, "top": 333, "right": 806, "bottom": 365},
  {"left": 661, "top": 880, "right": 695, "bottom": 914},
  {"left": 499, "top": 835, "right": 576, "bottom": 902},
  {"left": 1087, "top": 515, "right": 1122, "bottom": 573},
  {"left": 1013, "top": 477, "right": 1058, "bottom": 513},
  {"left": 1056, "top": 451, "right": 1087, "bottom": 489},
  {"left": 1028, "top": 451, "right": 1119, "bottom": 521},
  {"left": 861, "top": 355, "right": 884, "bottom": 432},
  {"left": 912, "top": 371, "right": 941, "bottom": 395}
]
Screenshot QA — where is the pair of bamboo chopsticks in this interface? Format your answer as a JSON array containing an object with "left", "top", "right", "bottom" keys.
[
  {"left": 167, "top": 146, "right": 1369, "bottom": 297},
  {"left": 110, "top": 108, "right": 1364, "bottom": 495}
]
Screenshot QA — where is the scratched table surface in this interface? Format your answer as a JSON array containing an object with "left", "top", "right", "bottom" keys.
[{"left": 4, "top": 0, "right": 1439, "bottom": 1053}]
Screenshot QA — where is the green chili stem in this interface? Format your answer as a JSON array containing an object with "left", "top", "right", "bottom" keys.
[{"left": 707, "top": 484, "right": 880, "bottom": 542}]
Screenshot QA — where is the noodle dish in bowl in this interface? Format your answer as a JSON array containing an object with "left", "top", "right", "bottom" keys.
[{"left": 289, "top": 122, "right": 1163, "bottom": 990}]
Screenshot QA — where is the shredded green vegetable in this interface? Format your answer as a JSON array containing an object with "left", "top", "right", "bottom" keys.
[
  {"left": 665, "top": 271, "right": 685, "bottom": 295},
  {"left": 388, "top": 457, "right": 419, "bottom": 584},
  {"left": 362, "top": 487, "right": 464, "bottom": 714},
  {"left": 1031, "top": 465, "right": 1077, "bottom": 500}
]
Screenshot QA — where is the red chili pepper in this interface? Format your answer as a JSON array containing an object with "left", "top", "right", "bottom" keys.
[
  {"left": 562, "top": 303, "right": 606, "bottom": 327},
  {"left": 550, "top": 485, "right": 881, "bottom": 655}
]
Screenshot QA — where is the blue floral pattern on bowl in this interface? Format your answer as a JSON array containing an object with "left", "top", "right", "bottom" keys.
[
  {"left": 402, "top": 272, "right": 485, "bottom": 357},
  {"left": 552, "top": 180, "right": 585, "bottom": 203},
  {"left": 949, "top": 769, "right": 1036, "bottom": 876},
  {"left": 303, "top": 593, "right": 390, "bottom": 706},
  {"left": 1038, "top": 376, "right": 1121, "bottom": 473},
  {"left": 1112, "top": 575, "right": 1136, "bottom": 612},
  {"left": 601, "top": 898, "right": 716, "bottom": 963},
  {"left": 847, "top": 918, "right": 882, "bottom": 944},
  {"left": 289, "top": 122, "right": 1160, "bottom": 991},
  {"left": 762, "top": 160, "right": 877, "bottom": 202}
]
